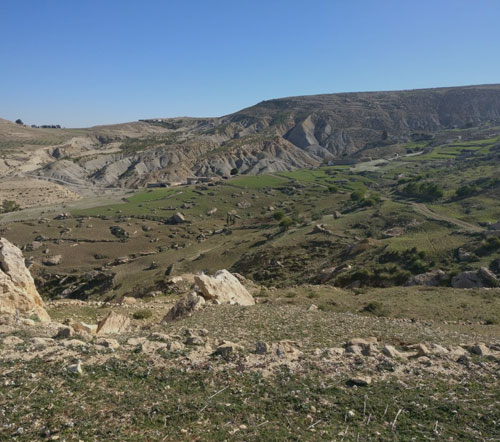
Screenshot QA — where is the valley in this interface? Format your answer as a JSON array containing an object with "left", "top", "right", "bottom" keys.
[{"left": 1, "top": 84, "right": 500, "bottom": 441}]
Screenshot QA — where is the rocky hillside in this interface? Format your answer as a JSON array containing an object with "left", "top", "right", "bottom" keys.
[{"left": 2, "top": 84, "right": 500, "bottom": 190}]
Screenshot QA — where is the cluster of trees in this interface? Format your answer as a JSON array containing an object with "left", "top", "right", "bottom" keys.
[
  {"left": 401, "top": 181, "right": 444, "bottom": 201},
  {"left": 14, "top": 119, "right": 61, "bottom": 129},
  {"left": 32, "top": 124, "right": 62, "bottom": 129},
  {"left": 455, "top": 178, "right": 500, "bottom": 199},
  {"left": 379, "top": 247, "right": 431, "bottom": 274}
]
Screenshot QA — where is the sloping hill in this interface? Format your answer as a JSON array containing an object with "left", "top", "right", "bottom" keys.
[{"left": 2, "top": 84, "right": 500, "bottom": 192}]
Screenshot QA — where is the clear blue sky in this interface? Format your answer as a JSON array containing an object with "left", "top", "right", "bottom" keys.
[{"left": 1, "top": 0, "right": 499, "bottom": 127}]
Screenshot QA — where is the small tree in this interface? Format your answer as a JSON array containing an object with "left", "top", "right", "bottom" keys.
[
  {"left": 230, "top": 168, "right": 239, "bottom": 176},
  {"left": 15, "top": 119, "right": 23, "bottom": 125},
  {"left": 279, "top": 216, "right": 293, "bottom": 231}
]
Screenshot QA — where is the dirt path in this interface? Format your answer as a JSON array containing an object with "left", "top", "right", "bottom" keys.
[{"left": 412, "top": 203, "right": 484, "bottom": 232}]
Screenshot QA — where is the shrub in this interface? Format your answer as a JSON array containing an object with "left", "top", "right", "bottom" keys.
[
  {"left": 279, "top": 216, "right": 293, "bottom": 230},
  {"left": 456, "top": 184, "right": 480, "bottom": 199},
  {"left": 1, "top": 200, "right": 20, "bottom": 213},
  {"left": 133, "top": 309, "right": 152, "bottom": 320},
  {"left": 361, "top": 301, "right": 387, "bottom": 316},
  {"left": 273, "top": 210, "right": 285, "bottom": 221},
  {"left": 350, "top": 190, "right": 365, "bottom": 201}
]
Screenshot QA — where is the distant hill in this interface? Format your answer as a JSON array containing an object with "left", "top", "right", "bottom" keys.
[{"left": 2, "top": 84, "right": 500, "bottom": 189}]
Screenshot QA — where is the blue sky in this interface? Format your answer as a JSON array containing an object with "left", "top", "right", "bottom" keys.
[{"left": 1, "top": 0, "right": 499, "bottom": 127}]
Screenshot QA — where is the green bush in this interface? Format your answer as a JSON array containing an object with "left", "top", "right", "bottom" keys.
[
  {"left": 350, "top": 190, "right": 366, "bottom": 201},
  {"left": 361, "top": 301, "right": 387, "bottom": 316},
  {"left": 133, "top": 309, "right": 152, "bottom": 320},
  {"left": 1, "top": 200, "right": 20, "bottom": 213},
  {"left": 279, "top": 216, "right": 293, "bottom": 230},
  {"left": 272, "top": 210, "right": 285, "bottom": 221}
]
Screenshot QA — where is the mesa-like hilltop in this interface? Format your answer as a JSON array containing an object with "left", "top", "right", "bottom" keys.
[{"left": 2, "top": 84, "right": 500, "bottom": 192}]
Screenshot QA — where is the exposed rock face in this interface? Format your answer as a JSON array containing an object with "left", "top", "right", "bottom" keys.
[
  {"left": 194, "top": 270, "right": 255, "bottom": 306},
  {"left": 96, "top": 312, "right": 130, "bottom": 335},
  {"left": 14, "top": 84, "right": 499, "bottom": 190},
  {"left": 163, "top": 292, "right": 206, "bottom": 322},
  {"left": 451, "top": 267, "right": 500, "bottom": 288},
  {"left": 0, "top": 238, "right": 50, "bottom": 322},
  {"left": 405, "top": 269, "right": 447, "bottom": 287}
]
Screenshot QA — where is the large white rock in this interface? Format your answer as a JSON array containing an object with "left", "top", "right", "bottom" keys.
[
  {"left": 0, "top": 238, "right": 50, "bottom": 322},
  {"left": 194, "top": 270, "right": 255, "bottom": 306}
]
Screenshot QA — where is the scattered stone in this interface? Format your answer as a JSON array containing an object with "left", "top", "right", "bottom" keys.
[
  {"left": 163, "top": 292, "right": 206, "bottom": 322},
  {"left": 42, "top": 255, "right": 62, "bottom": 266},
  {"left": 120, "top": 296, "right": 137, "bottom": 305},
  {"left": 185, "top": 336, "right": 206, "bottom": 346},
  {"left": 55, "top": 213, "right": 71, "bottom": 220},
  {"left": 313, "top": 224, "right": 332, "bottom": 235},
  {"left": 361, "top": 343, "right": 380, "bottom": 357},
  {"left": 430, "top": 344, "right": 449, "bottom": 355},
  {"left": 255, "top": 341, "right": 268, "bottom": 355},
  {"left": 110, "top": 225, "right": 129, "bottom": 240},
  {"left": 457, "top": 248, "right": 475, "bottom": 262},
  {"left": 382, "top": 344, "right": 401, "bottom": 359},
  {"left": 346, "top": 345, "right": 363, "bottom": 355},
  {"left": 70, "top": 321, "right": 97, "bottom": 335},
  {"left": 141, "top": 340, "right": 168, "bottom": 353},
  {"left": 2, "top": 335, "right": 23, "bottom": 346},
  {"left": 96, "top": 312, "right": 130, "bottom": 335},
  {"left": 127, "top": 337, "right": 146, "bottom": 346},
  {"left": 237, "top": 201, "right": 251, "bottom": 209},
  {"left": 67, "top": 361, "right": 83, "bottom": 375},
  {"left": 347, "top": 376, "right": 372, "bottom": 386},
  {"left": 347, "top": 337, "right": 378, "bottom": 346},
  {"left": 95, "top": 337, "right": 120, "bottom": 350},
  {"left": 171, "top": 212, "right": 186, "bottom": 224},
  {"left": 407, "top": 343, "right": 430, "bottom": 358},
  {"left": 307, "top": 304, "right": 318, "bottom": 312},
  {"left": 61, "top": 339, "right": 88, "bottom": 348},
  {"left": 214, "top": 341, "right": 243, "bottom": 358},
  {"left": 54, "top": 326, "right": 74, "bottom": 339},
  {"left": 469, "top": 343, "right": 491, "bottom": 357},
  {"left": 31, "top": 337, "right": 54, "bottom": 347}
]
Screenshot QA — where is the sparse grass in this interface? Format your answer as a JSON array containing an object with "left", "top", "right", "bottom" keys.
[{"left": 1, "top": 351, "right": 499, "bottom": 441}]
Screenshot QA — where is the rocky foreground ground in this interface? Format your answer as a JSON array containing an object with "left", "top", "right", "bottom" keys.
[
  {"left": 1, "top": 296, "right": 500, "bottom": 441},
  {"left": 1, "top": 238, "right": 500, "bottom": 440}
]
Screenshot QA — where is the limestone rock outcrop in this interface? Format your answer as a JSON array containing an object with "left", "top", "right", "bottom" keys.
[
  {"left": 405, "top": 269, "right": 447, "bottom": 287},
  {"left": 451, "top": 267, "right": 499, "bottom": 288},
  {"left": 194, "top": 270, "right": 255, "bottom": 306},
  {"left": 0, "top": 238, "right": 50, "bottom": 322}
]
